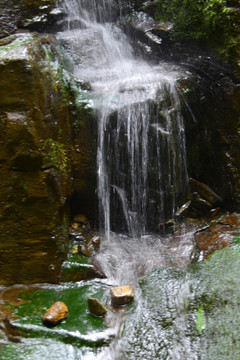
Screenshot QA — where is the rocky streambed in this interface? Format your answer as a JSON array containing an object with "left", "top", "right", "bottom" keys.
[{"left": 0, "top": 210, "right": 238, "bottom": 359}]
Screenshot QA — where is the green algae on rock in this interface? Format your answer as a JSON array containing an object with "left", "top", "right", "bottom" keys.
[
  {"left": 0, "top": 280, "right": 113, "bottom": 359},
  {"left": 118, "top": 243, "right": 240, "bottom": 359}
]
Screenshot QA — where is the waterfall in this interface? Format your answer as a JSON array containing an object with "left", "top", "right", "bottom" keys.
[{"left": 58, "top": 0, "right": 188, "bottom": 238}]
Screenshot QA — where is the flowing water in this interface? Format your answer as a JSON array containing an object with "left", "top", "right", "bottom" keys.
[{"left": 57, "top": 0, "right": 188, "bottom": 238}]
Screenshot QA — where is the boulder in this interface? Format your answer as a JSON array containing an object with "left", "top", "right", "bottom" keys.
[
  {"left": 42, "top": 301, "right": 68, "bottom": 327},
  {"left": 111, "top": 286, "right": 134, "bottom": 307},
  {"left": 88, "top": 298, "right": 107, "bottom": 317}
]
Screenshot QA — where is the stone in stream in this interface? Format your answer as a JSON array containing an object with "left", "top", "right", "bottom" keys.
[
  {"left": 88, "top": 298, "right": 107, "bottom": 317},
  {"left": 111, "top": 286, "right": 134, "bottom": 307},
  {"left": 42, "top": 301, "right": 68, "bottom": 327}
]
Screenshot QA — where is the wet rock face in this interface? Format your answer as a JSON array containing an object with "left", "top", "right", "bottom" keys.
[
  {"left": 0, "top": 34, "right": 69, "bottom": 284},
  {"left": 0, "top": 0, "right": 63, "bottom": 38},
  {"left": 179, "top": 67, "right": 240, "bottom": 210},
  {"left": 195, "top": 213, "right": 239, "bottom": 260},
  {"left": 0, "top": 33, "right": 96, "bottom": 285}
]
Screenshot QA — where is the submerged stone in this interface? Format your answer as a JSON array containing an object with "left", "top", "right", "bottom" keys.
[
  {"left": 119, "top": 247, "right": 240, "bottom": 359},
  {"left": 111, "top": 286, "right": 134, "bottom": 307},
  {"left": 42, "top": 301, "right": 68, "bottom": 327},
  {"left": 88, "top": 298, "right": 107, "bottom": 317}
]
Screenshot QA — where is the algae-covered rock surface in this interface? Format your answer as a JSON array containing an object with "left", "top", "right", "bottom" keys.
[
  {"left": 118, "top": 242, "right": 240, "bottom": 359},
  {"left": 0, "top": 280, "right": 112, "bottom": 359}
]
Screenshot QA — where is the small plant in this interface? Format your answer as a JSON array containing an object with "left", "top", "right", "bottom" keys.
[
  {"left": 196, "top": 305, "right": 206, "bottom": 334},
  {"left": 42, "top": 139, "right": 67, "bottom": 173}
]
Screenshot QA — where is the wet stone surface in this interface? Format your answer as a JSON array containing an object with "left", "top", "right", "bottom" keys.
[
  {"left": 117, "top": 244, "right": 240, "bottom": 360},
  {"left": 195, "top": 213, "right": 239, "bottom": 260},
  {"left": 88, "top": 298, "right": 108, "bottom": 317}
]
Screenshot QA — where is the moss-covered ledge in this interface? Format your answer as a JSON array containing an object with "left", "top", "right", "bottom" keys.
[{"left": 0, "top": 33, "right": 95, "bottom": 285}]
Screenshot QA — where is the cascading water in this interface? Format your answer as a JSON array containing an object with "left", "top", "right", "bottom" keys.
[
  {"left": 58, "top": 0, "right": 188, "bottom": 241},
  {"left": 0, "top": 3, "right": 204, "bottom": 360}
]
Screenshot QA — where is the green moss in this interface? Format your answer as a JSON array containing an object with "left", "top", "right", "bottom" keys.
[
  {"left": 120, "top": 238, "right": 240, "bottom": 359},
  {"left": 0, "top": 280, "right": 110, "bottom": 359},
  {"left": 41, "top": 139, "right": 67, "bottom": 173},
  {"left": 41, "top": 42, "right": 94, "bottom": 129}
]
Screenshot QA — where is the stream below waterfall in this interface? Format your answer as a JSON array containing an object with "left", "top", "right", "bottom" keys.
[{"left": 0, "top": 1, "right": 240, "bottom": 359}]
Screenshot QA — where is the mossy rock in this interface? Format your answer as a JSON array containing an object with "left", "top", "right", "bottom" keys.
[{"left": 119, "top": 244, "right": 240, "bottom": 359}]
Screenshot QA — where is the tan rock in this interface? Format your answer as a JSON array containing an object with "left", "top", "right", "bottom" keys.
[
  {"left": 111, "top": 286, "right": 134, "bottom": 307},
  {"left": 42, "top": 301, "right": 68, "bottom": 327},
  {"left": 71, "top": 244, "right": 79, "bottom": 255},
  {"left": 88, "top": 298, "right": 107, "bottom": 317}
]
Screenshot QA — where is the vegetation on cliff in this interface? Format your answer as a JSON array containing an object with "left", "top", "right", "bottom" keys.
[{"left": 154, "top": 0, "right": 238, "bottom": 58}]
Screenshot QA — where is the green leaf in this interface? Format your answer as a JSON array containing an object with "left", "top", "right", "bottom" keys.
[{"left": 196, "top": 306, "right": 205, "bottom": 334}]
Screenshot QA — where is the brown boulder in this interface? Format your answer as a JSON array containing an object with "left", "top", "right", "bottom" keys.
[
  {"left": 111, "top": 286, "right": 134, "bottom": 307},
  {"left": 42, "top": 301, "right": 68, "bottom": 327},
  {"left": 79, "top": 235, "right": 101, "bottom": 257},
  {"left": 88, "top": 298, "right": 107, "bottom": 317}
]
